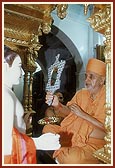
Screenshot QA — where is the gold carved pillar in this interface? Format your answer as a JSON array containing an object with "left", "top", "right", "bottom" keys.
[
  {"left": 87, "top": 5, "right": 112, "bottom": 164},
  {"left": 9, "top": 34, "right": 43, "bottom": 136},
  {"left": 23, "top": 66, "right": 35, "bottom": 135},
  {"left": 22, "top": 37, "right": 42, "bottom": 136},
  {"left": 103, "top": 25, "right": 111, "bottom": 161}
]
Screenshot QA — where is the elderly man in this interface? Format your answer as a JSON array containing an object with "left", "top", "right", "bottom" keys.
[{"left": 42, "top": 58, "right": 106, "bottom": 164}]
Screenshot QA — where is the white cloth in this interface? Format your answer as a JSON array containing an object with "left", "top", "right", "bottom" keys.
[
  {"left": 32, "top": 133, "right": 61, "bottom": 150},
  {"left": 55, "top": 158, "right": 60, "bottom": 164}
]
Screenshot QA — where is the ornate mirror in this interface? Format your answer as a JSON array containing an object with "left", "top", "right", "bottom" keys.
[{"left": 46, "top": 54, "right": 66, "bottom": 93}]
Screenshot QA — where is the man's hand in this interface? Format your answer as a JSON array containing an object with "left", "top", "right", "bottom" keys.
[
  {"left": 69, "top": 104, "right": 105, "bottom": 132},
  {"left": 69, "top": 104, "right": 84, "bottom": 117},
  {"left": 46, "top": 92, "right": 59, "bottom": 106}
]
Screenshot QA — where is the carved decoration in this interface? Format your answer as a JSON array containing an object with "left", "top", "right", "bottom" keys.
[
  {"left": 57, "top": 4, "right": 68, "bottom": 19},
  {"left": 84, "top": 4, "right": 89, "bottom": 15}
]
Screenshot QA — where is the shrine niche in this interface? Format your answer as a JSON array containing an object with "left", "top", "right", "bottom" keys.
[{"left": 3, "top": 3, "right": 112, "bottom": 164}]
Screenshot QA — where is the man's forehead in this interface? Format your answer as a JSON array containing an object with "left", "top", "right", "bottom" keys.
[{"left": 86, "top": 70, "right": 100, "bottom": 77}]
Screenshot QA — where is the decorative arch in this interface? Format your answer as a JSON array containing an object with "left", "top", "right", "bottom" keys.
[{"left": 51, "top": 25, "right": 85, "bottom": 89}]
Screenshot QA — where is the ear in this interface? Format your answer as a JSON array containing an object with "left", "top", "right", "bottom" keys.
[{"left": 100, "top": 76, "right": 106, "bottom": 85}]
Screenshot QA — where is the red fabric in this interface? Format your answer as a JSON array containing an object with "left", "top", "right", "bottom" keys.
[{"left": 4, "top": 128, "right": 36, "bottom": 164}]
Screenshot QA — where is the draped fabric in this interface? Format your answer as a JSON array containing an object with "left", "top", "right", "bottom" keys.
[
  {"left": 4, "top": 128, "right": 36, "bottom": 164},
  {"left": 42, "top": 86, "right": 106, "bottom": 164}
]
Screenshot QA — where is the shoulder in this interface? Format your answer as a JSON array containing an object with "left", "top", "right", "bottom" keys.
[
  {"left": 73, "top": 88, "right": 90, "bottom": 102},
  {"left": 4, "top": 87, "right": 16, "bottom": 106},
  {"left": 75, "top": 88, "right": 89, "bottom": 96}
]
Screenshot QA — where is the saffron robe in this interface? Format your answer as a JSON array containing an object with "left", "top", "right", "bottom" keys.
[
  {"left": 4, "top": 128, "right": 36, "bottom": 164},
  {"left": 42, "top": 86, "right": 106, "bottom": 164}
]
